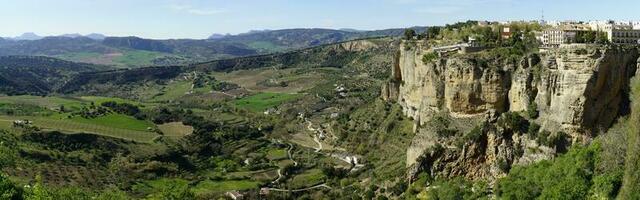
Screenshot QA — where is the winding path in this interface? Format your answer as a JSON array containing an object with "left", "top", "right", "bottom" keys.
[
  {"left": 305, "top": 119, "right": 323, "bottom": 152},
  {"left": 287, "top": 143, "right": 299, "bottom": 166},
  {"left": 271, "top": 143, "right": 298, "bottom": 184}
]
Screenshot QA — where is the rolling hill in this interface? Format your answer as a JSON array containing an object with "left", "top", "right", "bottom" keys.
[
  {"left": 0, "top": 27, "right": 426, "bottom": 68},
  {"left": 0, "top": 56, "right": 110, "bottom": 95}
]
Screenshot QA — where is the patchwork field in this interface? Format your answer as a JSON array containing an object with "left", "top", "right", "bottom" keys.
[{"left": 212, "top": 68, "right": 332, "bottom": 93}]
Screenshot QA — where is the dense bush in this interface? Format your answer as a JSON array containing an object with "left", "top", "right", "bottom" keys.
[
  {"left": 101, "top": 101, "right": 141, "bottom": 116},
  {"left": 0, "top": 174, "right": 22, "bottom": 200},
  {"left": 495, "top": 145, "right": 617, "bottom": 199},
  {"left": 404, "top": 29, "right": 417, "bottom": 40},
  {"left": 499, "top": 112, "right": 529, "bottom": 133},
  {"left": 422, "top": 177, "right": 489, "bottom": 200},
  {"left": 527, "top": 122, "right": 541, "bottom": 138},
  {"left": 527, "top": 102, "right": 539, "bottom": 119},
  {"left": 422, "top": 52, "right": 439, "bottom": 64}
]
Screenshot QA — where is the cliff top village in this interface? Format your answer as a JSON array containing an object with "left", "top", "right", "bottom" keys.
[{"left": 498, "top": 20, "right": 640, "bottom": 47}]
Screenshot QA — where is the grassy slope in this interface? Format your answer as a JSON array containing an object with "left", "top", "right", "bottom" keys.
[
  {"left": 68, "top": 114, "right": 153, "bottom": 131},
  {"left": 288, "top": 169, "right": 326, "bottom": 188},
  {"left": 0, "top": 95, "right": 158, "bottom": 142},
  {"left": 0, "top": 96, "right": 86, "bottom": 111},
  {"left": 0, "top": 115, "right": 157, "bottom": 142},
  {"left": 620, "top": 78, "right": 640, "bottom": 199},
  {"left": 151, "top": 81, "right": 193, "bottom": 102}
]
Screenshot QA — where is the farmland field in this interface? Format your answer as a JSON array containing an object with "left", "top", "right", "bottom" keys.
[
  {"left": 157, "top": 122, "right": 194, "bottom": 138},
  {"left": 232, "top": 92, "right": 301, "bottom": 112},
  {"left": 0, "top": 96, "right": 86, "bottom": 111},
  {"left": 151, "top": 81, "right": 193, "bottom": 102},
  {"left": 68, "top": 114, "right": 154, "bottom": 131},
  {"left": 0, "top": 115, "right": 158, "bottom": 142},
  {"left": 288, "top": 169, "right": 326, "bottom": 188},
  {"left": 191, "top": 180, "right": 261, "bottom": 195},
  {"left": 267, "top": 149, "right": 288, "bottom": 161},
  {"left": 79, "top": 96, "right": 146, "bottom": 106},
  {"left": 212, "top": 68, "right": 330, "bottom": 93}
]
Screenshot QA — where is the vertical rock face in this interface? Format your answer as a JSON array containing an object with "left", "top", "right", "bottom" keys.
[
  {"left": 390, "top": 43, "right": 638, "bottom": 136},
  {"left": 535, "top": 45, "right": 639, "bottom": 135},
  {"left": 389, "top": 42, "right": 639, "bottom": 180},
  {"left": 390, "top": 43, "right": 515, "bottom": 125}
]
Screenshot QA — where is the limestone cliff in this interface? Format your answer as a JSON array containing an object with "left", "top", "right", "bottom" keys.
[{"left": 385, "top": 42, "right": 640, "bottom": 181}]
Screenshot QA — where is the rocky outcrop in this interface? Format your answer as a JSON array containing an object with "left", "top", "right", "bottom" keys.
[
  {"left": 406, "top": 113, "right": 557, "bottom": 183},
  {"left": 388, "top": 42, "right": 640, "bottom": 180},
  {"left": 389, "top": 43, "right": 638, "bottom": 135}
]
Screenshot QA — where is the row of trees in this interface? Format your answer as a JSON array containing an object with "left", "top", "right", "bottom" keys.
[{"left": 574, "top": 31, "right": 610, "bottom": 44}]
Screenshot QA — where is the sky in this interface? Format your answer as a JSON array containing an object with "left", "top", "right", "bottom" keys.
[{"left": 1, "top": 0, "right": 639, "bottom": 39}]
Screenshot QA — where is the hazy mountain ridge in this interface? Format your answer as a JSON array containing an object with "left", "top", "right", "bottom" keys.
[{"left": 0, "top": 27, "right": 425, "bottom": 67}]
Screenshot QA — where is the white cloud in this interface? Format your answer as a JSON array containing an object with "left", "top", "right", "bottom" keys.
[{"left": 169, "top": 4, "right": 225, "bottom": 15}]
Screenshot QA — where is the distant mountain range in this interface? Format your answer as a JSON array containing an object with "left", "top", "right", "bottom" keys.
[
  {"left": 0, "top": 27, "right": 426, "bottom": 67},
  {"left": 4, "top": 33, "right": 106, "bottom": 41}
]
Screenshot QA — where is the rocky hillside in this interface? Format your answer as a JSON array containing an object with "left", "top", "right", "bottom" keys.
[
  {"left": 190, "top": 39, "right": 391, "bottom": 72},
  {"left": 383, "top": 42, "right": 639, "bottom": 181}
]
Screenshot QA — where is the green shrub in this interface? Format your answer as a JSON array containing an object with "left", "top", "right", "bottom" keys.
[
  {"left": 404, "top": 29, "right": 417, "bottom": 40},
  {"left": 536, "top": 130, "right": 551, "bottom": 146},
  {"left": 465, "top": 124, "right": 485, "bottom": 142},
  {"left": 0, "top": 175, "right": 22, "bottom": 200},
  {"left": 527, "top": 122, "right": 541, "bottom": 138},
  {"left": 496, "top": 146, "right": 597, "bottom": 199},
  {"left": 500, "top": 112, "right": 529, "bottom": 133},
  {"left": 591, "top": 170, "right": 623, "bottom": 199},
  {"left": 527, "top": 102, "right": 539, "bottom": 119},
  {"left": 423, "top": 177, "right": 489, "bottom": 200},
  {"left": 549, "top": 131, "right": 568, "bottom": 150},
  {"left": 422, "top": 52, "right": 438, "bottom": 64}
]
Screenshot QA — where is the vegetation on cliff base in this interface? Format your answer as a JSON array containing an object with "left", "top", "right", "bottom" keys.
[
  {"left": 494, "top": 119, "right": 636, "bottom": 199},
  {"left": 620, "top": 78, "right": 640, "bottom": 199}
]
